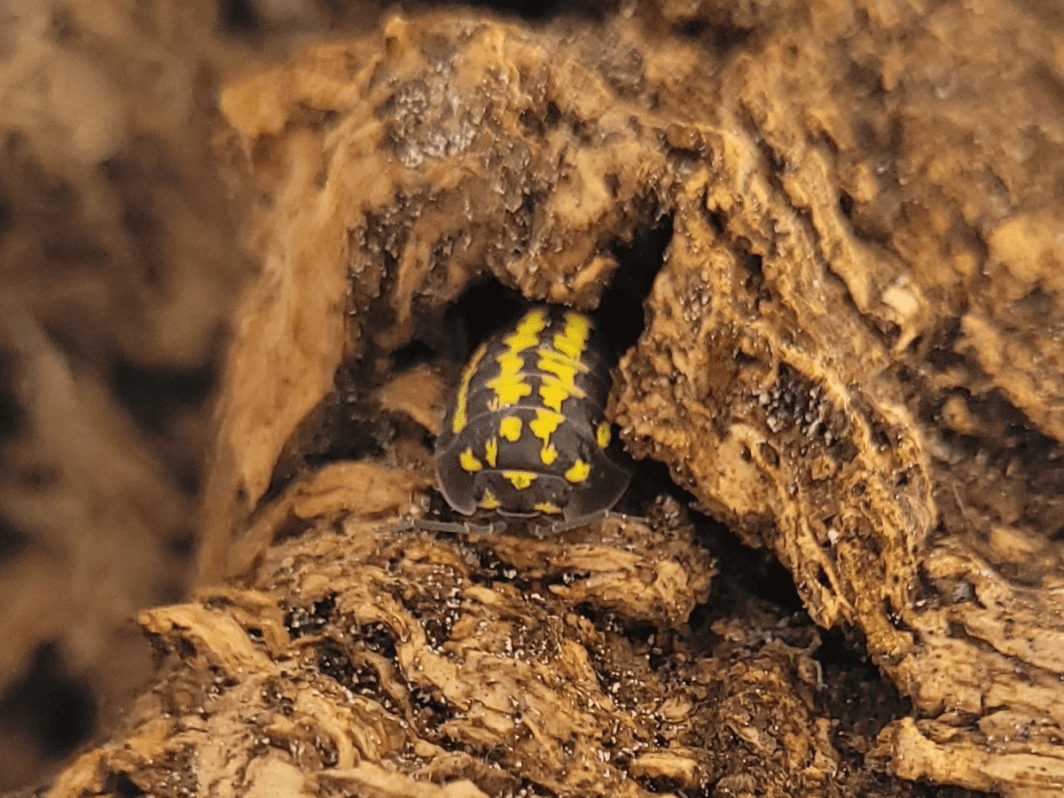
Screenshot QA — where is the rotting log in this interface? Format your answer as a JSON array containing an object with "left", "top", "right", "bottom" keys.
[{"left": 42, "top": 2, "right": 1064, "bottom": 796}]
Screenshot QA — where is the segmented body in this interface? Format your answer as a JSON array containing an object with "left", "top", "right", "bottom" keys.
[{"left": 435, "top": 306, "right": 633, "bottom": 529}]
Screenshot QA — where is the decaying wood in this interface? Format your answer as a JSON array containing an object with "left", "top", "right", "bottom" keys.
[
  {"left": 40, "top": 1, "right": 1064, "bottom": 796},
  {"left": 0, "top": 0, "right": 248, "bottom": 787}
]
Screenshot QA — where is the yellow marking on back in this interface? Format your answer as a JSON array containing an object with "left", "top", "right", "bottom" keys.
[
  {"left": 486, "top": 310, "right": 545, "bottom": 409},
  {"left": 529, "top": 408, "right": 563, "bottom": 466},
  {"left": 452, "top": 344, "right": 487, "bottom": 434},
  {"left": 499, "top": 416, "right": 522, "bottom": 441},
  {"left": 460, "top": 448, "right": 482, "bottom": 472},
  {"left": 596, "top": 421, "right": 611, "bottom": 449},
  {"left": 496, "top": 351, "right": 524, "bottom": 375},
  {"left": 564, "top": 459, "right": 590, "bottom": 483},
  {"left": 538, "top": 349, "right": 585, "bottom": 386},
  {"left": 486, "top": 370, "right": 533, "bottom": 407},
  {"left": 507, "top": 309, "right": 547, "bottom": 350},
  {"left": 539, "top": 377, "right": 586, "bottom": 413},
  {"left": 502, "top": 470, "right": 537, "bottom": 490},
  {"left": 535, "top": 501, "right": 562, "bottom": 515},
  {"left": 479, "top": 489, "right": 500, "bottom": 509},
  {"left": 553, "top": 312, "right": 590, "bottom": 359},
  {"left": 484, "top": 437, "right": 498, "bottom": 467},
  {"left": 536, "top": 313, "right": 591, "bottom": 413}
]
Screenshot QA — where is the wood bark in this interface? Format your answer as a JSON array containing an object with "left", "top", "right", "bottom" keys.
[{"left": 33, "top": 2, "right": 1064, "bottom": 797}]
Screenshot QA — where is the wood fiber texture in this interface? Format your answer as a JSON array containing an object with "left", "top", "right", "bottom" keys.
[
  {"left": 39, "top": 1, "right": 1064, "bottom": 797},
  {"left": 0, "top": 0, "right": 245, "bottom": 787}
]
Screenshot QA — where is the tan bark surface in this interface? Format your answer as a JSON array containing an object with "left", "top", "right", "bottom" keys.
[
  {"left": 0, "top": 0, "right": 243, "bottom": 788},
  {"left": 6, "top": 0, "right": 1063, "bottom": 796}
]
